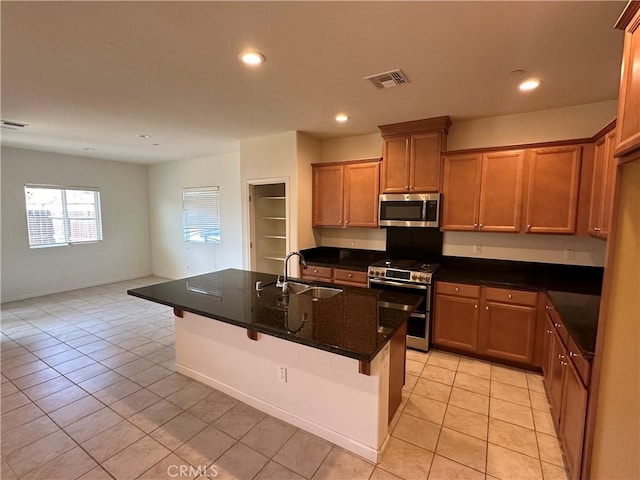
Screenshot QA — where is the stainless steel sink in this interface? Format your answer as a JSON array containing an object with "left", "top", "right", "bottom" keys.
[
  {"left": 282, "top": 281, "right": 342, "bottom": 299},
  {"left": 298, "top": 286, "right": 342, "bottom": 299}
]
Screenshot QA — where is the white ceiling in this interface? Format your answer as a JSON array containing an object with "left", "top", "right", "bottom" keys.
[{"left": 0, "top": 1, "right": 627, "bottom": 165}]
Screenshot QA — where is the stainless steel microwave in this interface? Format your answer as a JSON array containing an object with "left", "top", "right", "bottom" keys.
[{"left": 378, "top": 193, "right": 440, "bottom": 228}]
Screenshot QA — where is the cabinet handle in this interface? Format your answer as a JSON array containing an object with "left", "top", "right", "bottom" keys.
[
  {"left": 485, "top": 306, "right": 489, "bottom": 311},
  {"left": 345, "top": 221, "right": 349, "bottom": 225},
  {"left": 526, "top": 224, "right": 531, "bottom": 231},
  {"left": 554, "top": 322, "right": 560, "bottom": 328},
  {"left": 473, "top": 223, "right": 479, "bottom": 229},
  {"left": 474, "top": 304, "right": 478, "bottom": 309},
  {"left": 508, "top": 294, "right": 512, "bottom": 299},
  {"left": 546, "top": 305, "right": 551, "bottom": 310},
  {"left": 558, "top": 353, "right": 565, "bottom": 360},
  {"left": 594, "top": 227, "right": 601, "bottom": 232},
  {"left": 479, "top": 223, "right": 484, "bottom": 228},
  {"left": 569, "top": 351, "right": 579, "bottom": 358},
  {"left": 405, "top": 185, "right": 409, "bottom": 190},
  {"left": 546, "top": 329, "right": 553, "bottom": 334},
  {"left": 561, "top": 361, "right": 568, "bottom": 366}
]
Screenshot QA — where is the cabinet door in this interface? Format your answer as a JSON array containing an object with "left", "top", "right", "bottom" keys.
[
  {"left": 560, "top": 359, "right": 588, "bottom": 480},
  {"left": 478, "top": 150, "right": 525, "bottom": 232},
  {"left": 410, "top": 132, "right": 441, "bottom": 192},
  {"left": 344, "top": 161, "right": 379, "bottom": 227},
  {"left": 599, "top": 130, "right": 617, "bottom": 239},
  {"left": 381, "top": 136, "right": 410, "bottom": 193},
  {"left": 441, "top": 153, "right": 482, "bottom": 231},
  {"left": 525, "top": 146, "right": 582, "bottom": 234},
  {"left": 542, "top": 314, "right": 555, "bottom": 380},
  {"left": 312, "top": 165, "right": 344, "bottom": 227},
  {"left": 615, "top": 7, "right": 640, "bottom": 157},
  {"left": 433, "top": 294, "right": 480, "bottom": 352},
  {"left": 588, "top": 134, "right": 607, "bottom": 237},
  {"left": 548, "top": 329, "right": 566, "bottom": 426},
  {"left": 480, "top": 301, "right": 536, "bottom": 364}
]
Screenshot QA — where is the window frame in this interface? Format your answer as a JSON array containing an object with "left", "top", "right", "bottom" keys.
[
  {"left": 24, "top": 184, "right": 103, "bottom": 248},
  {"left": 182, "top": 186, "right": 221, "bottom": 244}
]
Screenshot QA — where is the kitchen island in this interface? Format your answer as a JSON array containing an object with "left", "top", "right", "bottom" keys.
[{"left": 128, "top": 268, "right": 421, "bottom": 462}]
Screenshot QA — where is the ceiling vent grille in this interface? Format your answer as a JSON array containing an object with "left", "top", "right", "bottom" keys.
[
  {"left": 1, "top": 120, "right": 29, "bottom": 130},
  {"left": 363, "top": 69, "right": 409, "bottom": 89}
]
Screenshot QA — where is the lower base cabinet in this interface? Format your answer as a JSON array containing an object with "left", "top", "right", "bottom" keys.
[
  {"left": 433, "top": 281, "right": 537, "bottom": 365},
  {"left": 542, "top": 296, "right": 589, "bottom": 480}
]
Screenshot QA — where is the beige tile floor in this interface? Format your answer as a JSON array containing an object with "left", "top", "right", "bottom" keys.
[{"left": 1, "top": 277, "right": 569, "bottom": 480}]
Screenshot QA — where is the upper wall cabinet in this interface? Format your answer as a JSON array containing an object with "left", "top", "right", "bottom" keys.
[
  {"left": 441, "top": 150, "right": 525, "bottom": 232},
  {"left": 379, "top": 116, "right": 451, "bottom": 193},
  {"left": 525, "top": 145, "right": 582, "bottom": 234},
  {"left": 312, "top": 159, "right": 380, "bottom": 228},
  {"left": 614, "top": 3, "right": 640, "bottom": 158},
  {"left": 589, "top": 126, "right": 617, "bottom": 240}
]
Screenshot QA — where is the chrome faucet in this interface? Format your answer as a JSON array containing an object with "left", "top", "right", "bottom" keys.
[{"left": 278, "top": 251, "right": 307, "bottom": 294}]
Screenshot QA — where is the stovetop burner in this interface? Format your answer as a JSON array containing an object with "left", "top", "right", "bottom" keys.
[{"left": 370, "top": 259, "right": 440, "bottom": 273}]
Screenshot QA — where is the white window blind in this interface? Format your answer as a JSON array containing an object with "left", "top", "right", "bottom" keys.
[
  {"left": 183, "top": 187, "right": 220, "bottom": 243},
  {"left": 24, "top": 184, "right": 103, "bottom": 248}
]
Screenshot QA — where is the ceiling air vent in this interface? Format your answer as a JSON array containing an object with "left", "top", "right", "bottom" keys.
[
  {"left": 363, "top": 69, "right": 409, "bottom": 89},
  {"left": 1, "top": 120, "right": 29, "bottom": 130}
]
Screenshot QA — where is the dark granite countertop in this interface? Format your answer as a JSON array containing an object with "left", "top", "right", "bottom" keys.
[
  {"left": 546, "top": 291, "right": 601, "bottom": 359},
  {"left": 127, "top": 268, "right": 422, "bottom": 363}
]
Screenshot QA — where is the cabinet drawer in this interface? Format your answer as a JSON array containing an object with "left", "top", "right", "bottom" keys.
[
  {"left": 436, "top": 282, "right": 480, "bottom": 298},
  {"left": 567, "top": 336, "right": 591, "bottom": 387},
  {"left": 484, "top": 287, "right": 538, "bottom": 306},
  {"left": 301, "top": 265, "right": 332, "bottom": 281},
  {"left": 333, "top": 268, "right": 368, "bottom": 286}
]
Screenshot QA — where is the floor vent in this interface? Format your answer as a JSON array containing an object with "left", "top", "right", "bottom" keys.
[{"left": 363, "top": 69, "right": 409, "bottom": 89}]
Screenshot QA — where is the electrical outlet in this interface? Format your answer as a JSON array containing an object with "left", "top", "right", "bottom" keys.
[
  {"left": 278, "top": 366, "right": 287, "bottom": 383},
  {"left": 474, "top": 244, "right": 482, "bottom": 255},
  {"left": 565, "top": 249, "right": 575, "bottom": 260}
]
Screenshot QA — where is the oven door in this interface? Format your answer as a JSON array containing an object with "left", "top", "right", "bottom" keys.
[{"left": 368, "top": 277, "right": 431, "bottom": 351}]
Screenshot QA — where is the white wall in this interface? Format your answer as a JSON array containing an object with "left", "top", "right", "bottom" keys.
[
  {"left": 447, "top": 100, "right": 618, "bottom": 151},
  {"left": 240, "top": 131, "right": 321, "bottom": 275},
  {"left": 147, "top": 152, "right": 243, "bottom": 279},
  {"left": 1, "top": 147, "right": 151, "bottom": 302},
  {"left": 313, "top": 102, "right": 616, "bottom": 265}
]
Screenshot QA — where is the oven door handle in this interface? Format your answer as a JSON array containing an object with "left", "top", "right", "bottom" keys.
[{"left": 369, "top": 278, "right": 429, "bottom": 290}]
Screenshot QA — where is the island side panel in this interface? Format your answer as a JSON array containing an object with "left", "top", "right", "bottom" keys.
[{"left": 174, "top": 311, "right": 391, "bottom": 462}]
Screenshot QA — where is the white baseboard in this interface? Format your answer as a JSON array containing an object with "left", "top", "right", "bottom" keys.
[{"left": 0, "top": 272, "right": 153, "bottom": 303}]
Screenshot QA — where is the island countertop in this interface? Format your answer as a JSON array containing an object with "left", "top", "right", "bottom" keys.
[{"left": 127, "top": 268, "right": 422, "bottom": 363}]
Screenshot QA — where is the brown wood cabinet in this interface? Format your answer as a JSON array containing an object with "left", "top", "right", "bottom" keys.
[
  {"left": 615, "top": 3, "right": 640, "bottom": 158},
  {"left": 480, "top": 287, "right": 537, "bottom": 364},
  {"left": 300, "top": 265, "right": 367, "bottom": 288},
  {"left": 433, "top": 282, "right": 538, "bottom": 365},
  {"left": 442, "top": 150, "right": 525, "bottom": 232},
  {"left": 379, "top": 116, "right": 451, "bottom": 193},
  {"left": 433, "top": 284, "right": 480, "bottom": 352},
  {"left": 541, "top": 294, "right": 590, "bottom": 480},
  {"left": 524, "top": 145, "right": 582, "bottom": 234},
  {"left": 312, "top": 159, "right": 380, "bottom": 228},
  {"left": 589, "top": 128, "right": 617, "bottom": 239}
]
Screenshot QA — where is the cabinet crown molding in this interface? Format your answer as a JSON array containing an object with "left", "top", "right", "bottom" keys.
[
  {"left": 615, "top": 1, "right": 640, "bottom": 29},
  {"left": 379, "top": 116, "right": 452, "bottom": 137}
]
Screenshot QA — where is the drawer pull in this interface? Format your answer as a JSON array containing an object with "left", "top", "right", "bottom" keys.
[
  {"left": 313, "top": 269, "right": 319, "bottom": 273},
  {"left": 569, "top": 351, "right": 579, "bottom": 358},
  {"left": 485, "top": 306, "right": 489, "bottom": 311},
  {"left": 546, "top": 329, "right": 553, "bottom": 334},
  {"left": 546, "top": 305, "right": 551, "bottom": 310},
  {"left": 554, "top": 322, "right": 559, "bottom": 328},
  {"left": 508, "top": 294, "right": 512, "bottom": 299},
  {"left": 558, "top": 353, "right": 565, "bottom": 360},
  {"left": 561, "top": 361, "right": 568, "bottom": 366},
  {"left": 455, "top": 287, "right": 460, "bottom": 292},
  {"left": 474, "top": 304, "right": 478, "bottom": 309},
  {"left": 348, "top": 274, "right": 352, "bottom": 278}
]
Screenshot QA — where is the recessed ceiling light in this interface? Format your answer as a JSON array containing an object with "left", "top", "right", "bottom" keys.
[
  {"left": 83, "top": 147, "right": 96, "bottom": 151},
  {"left": 152, "top": 143, "right": 160, "bottom": 146},
  {"left": 239, "top": 51, "right": 265, "bottom": 65},
  {"left": 335, "top": 113, "right": 350, "bottom": 123},
  {"left": 519, "top": 79, "right": 541, "bottom": 91},
  {"left": 138, "top": 134, "right": 152, "bottom": 138}
]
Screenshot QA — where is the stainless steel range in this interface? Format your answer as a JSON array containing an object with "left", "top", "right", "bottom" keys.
[{"left": 367, "top": 259, "right": 440, "bottom": 351}]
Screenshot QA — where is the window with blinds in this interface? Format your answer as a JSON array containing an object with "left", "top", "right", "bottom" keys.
[
  {"left": 24, "top": 184, "right": 103, "bottom": 248},
  {"left": 182, "top": 187, "right": 221, "bottom": 243}
]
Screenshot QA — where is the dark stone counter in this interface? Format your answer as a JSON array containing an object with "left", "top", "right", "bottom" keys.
[
  {"left": 547, "top": 291, "right": 601, "bottom": 359},
  {"left": 127, "top": 269, "right": 422, "bottom": 363},
  {"left": 300, "top": 246, "right": 388, "bottom": 272}
]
